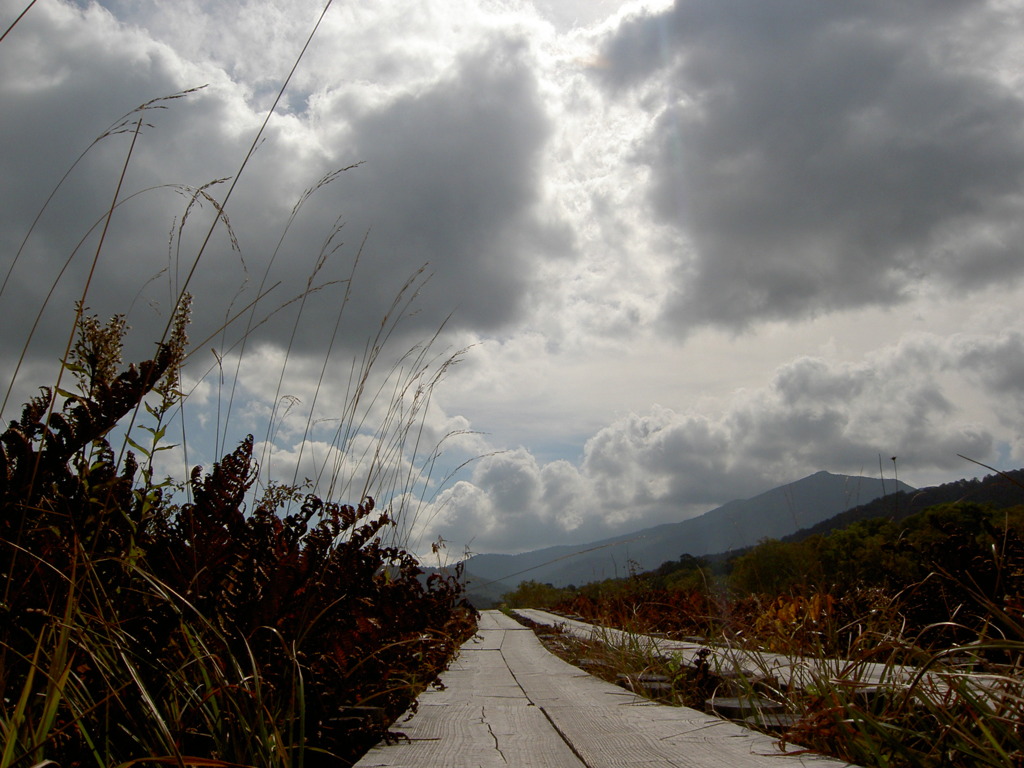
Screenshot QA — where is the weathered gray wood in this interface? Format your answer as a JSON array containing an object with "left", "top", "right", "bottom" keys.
[
  {"left": 462, "top": 629, "right": 507, "bottom": 651},
  {"left": 355, "top": 611, "right": 860, "bottom": 767},
  {"left": 476, "top": 610, "right": 530, "bottom": 631},
  {"left": 516, "top": 608, "right": 899, "bottom": 686},
  {"left": 358, "top": 701, "right": 585, "bottom": 767},
  {"left": 356, "top": 622, "right": 585, "bottom": 767},
  {"left": 419, "top": 648, "right": 529, "bottom": 705},
  {"left": 514, "top": 609, "right": 1007, "bottom": 712},
  {"left": 502, "top": 625, "right": 848, "bottom": 767}
]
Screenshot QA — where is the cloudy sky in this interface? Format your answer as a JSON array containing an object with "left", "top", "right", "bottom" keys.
[{"left": 4, "top": 0, "right": 1024, "bottom": 558}]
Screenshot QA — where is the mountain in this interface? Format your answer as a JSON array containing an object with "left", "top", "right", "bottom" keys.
[
  {"left": 781, "top": 468, "right": 1024, "bottom": 544},
  {"left": 461, "top": 471, "right": 911, "bottom": 603}
]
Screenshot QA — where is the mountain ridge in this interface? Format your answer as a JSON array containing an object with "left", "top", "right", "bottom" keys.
[
  {"left": 459, "top": 470, "right": 913, "bottom": 604},
  {"left": 780, "top": 467, "right": 1024, "bottom": 543}
]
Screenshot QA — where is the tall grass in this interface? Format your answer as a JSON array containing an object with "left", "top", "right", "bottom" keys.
[
  {"left": 0, "top": 4, "right": 477, "bottom": 766},
  {"left": 516, "top": 503, "right": 1024, "bottom": 767}
]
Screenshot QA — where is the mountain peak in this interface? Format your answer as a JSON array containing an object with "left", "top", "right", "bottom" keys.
[{"left": 461, "top": 471, "right": 913, "bottom": 602}]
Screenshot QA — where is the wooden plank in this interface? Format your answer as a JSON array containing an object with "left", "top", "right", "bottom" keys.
[
  {"left": 498, "top": 627, "right": 640, "bottom": 708},
  {"left": 462, "top": 611, "right": 531, "bottom": 652},
  {"left": 540, "top": 703, "right": 846, "bottom": 768},
  {"left": 499, "top": 625, "right": 851, "bottom": 767},
  {"left": 355, "top": 614, "right": 586, "bottom": 767},
  {"left": 415, "top": 649, "right": 526, "bottom": 706},
  {"left": 462, "top": 629, "right": 506, "bottom": 651},
  {"left": 356, "top": 611, "right": 861, "bottom": 768},
  {"left": 358, "top": 702, "right": 585, "bottom": 767},
  {"left": 515, "top": 609, "right": 900, "bottom": 687},
  {"left": 476, "top": 610, "right": 530, "bottom": 631},
  {"left": 515, "top": 609, "right": 1004, "bottom": 714}
]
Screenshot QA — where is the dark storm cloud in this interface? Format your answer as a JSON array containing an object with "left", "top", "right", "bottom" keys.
[
  {"left": 0, "top": 4, "right": 561, "bottom": 410},
  {"left": 0, "top": 2, "right": 221, "bottom": 369},
  {"left": 596, "top": 0, "right": 1024, "bottom": 332},
  {"left": 329, "top": 37, "right": 563, "bottom": 337},
  {"left": 181, "top": 33, "right": 563, "bottom": 359},
  {"left": 952, "top": 332, "right": 1024, "bottom": 403},
  {"left": 722, "top": 351, "right": 980, "bottom": 473}
]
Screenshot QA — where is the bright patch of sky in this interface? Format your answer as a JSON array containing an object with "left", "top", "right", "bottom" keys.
[{"left": 3, "top": 0, "right": 1024, "bottom": 557}]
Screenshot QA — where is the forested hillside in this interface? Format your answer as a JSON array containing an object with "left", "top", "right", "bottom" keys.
[{"left": 781, "top": 468, "right": 1024, "bottom": 542}]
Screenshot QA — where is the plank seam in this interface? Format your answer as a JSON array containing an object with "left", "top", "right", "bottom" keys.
[
  {"left": 536, "top": 703, "right": 595, "bottom": 768},
  {"left": 499, "top": 641, "right": 595, "bottom": 768}
]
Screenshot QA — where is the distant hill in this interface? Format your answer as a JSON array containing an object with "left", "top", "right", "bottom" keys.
[
  {"left": 460, "top": 471, "right": 911, "bottom": 604},
  {"left": 781, "top": 468, "right": 1024, "bottom": 545}
]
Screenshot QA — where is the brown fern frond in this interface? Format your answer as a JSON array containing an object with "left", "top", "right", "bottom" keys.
[
  {"left": 17, "top": 388, "right": 52, "bottom": 436},
  {"left": 190, "top": 435, "right": 256, "bottom": 528},
  {"left": 348, "top": 512, "right": 392, "bottom": 551},
  {"left": 31, "top": 343, "right": 180, "bottom": 472},
  {"left": 0, "top": 427, "right": 33, "bottom": 502}
]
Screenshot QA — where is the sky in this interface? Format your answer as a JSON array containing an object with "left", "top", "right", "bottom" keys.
[{"left": 3, "top": 0, "right": 1024, "bottom": 559}]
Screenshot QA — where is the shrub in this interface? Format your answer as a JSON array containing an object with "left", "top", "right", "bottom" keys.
[{"left": 0, "top": 308, "right": 476, "bottom": 767}]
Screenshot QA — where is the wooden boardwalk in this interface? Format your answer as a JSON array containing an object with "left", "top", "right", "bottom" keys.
[
  {"left": 513, "top": 608, "right": 887, "bottom": 691},
  {"left": 355, "top": 611, "right": 857, "bottom": 767},
  {"left": 513, "top": 609, "right": 1008, "bottom": 704}
]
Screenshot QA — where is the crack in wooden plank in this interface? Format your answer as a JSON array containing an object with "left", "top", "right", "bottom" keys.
[{"left": 481, "top": 705, "right": 509, "bottom": 764}]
